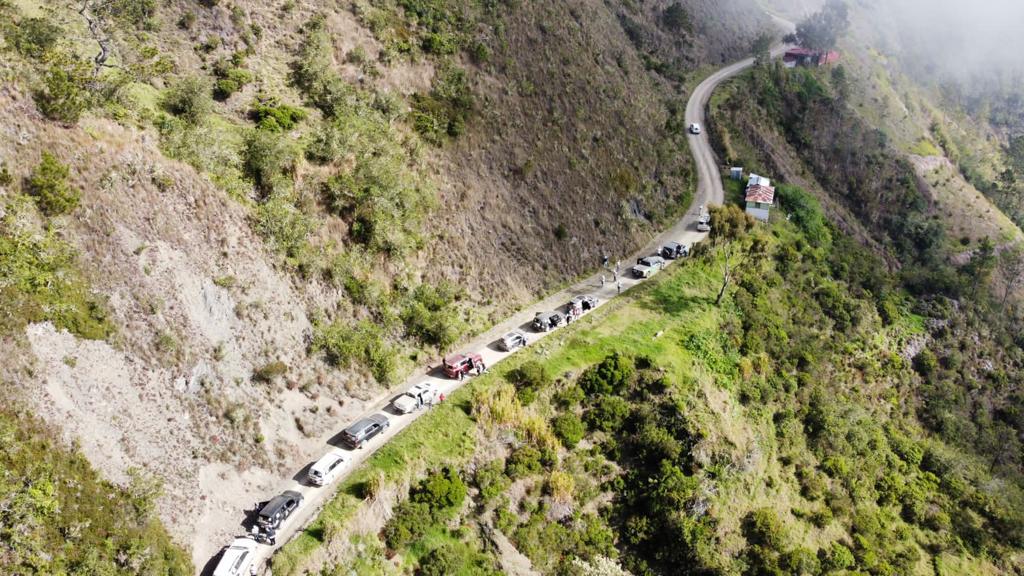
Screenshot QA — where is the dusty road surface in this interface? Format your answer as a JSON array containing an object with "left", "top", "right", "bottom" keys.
[{"left": 199, "top": 35, "right": 793, "bottom": 576}]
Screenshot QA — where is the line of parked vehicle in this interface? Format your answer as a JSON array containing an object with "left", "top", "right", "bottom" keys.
[{"left": 212, "top": 239, "right": 693, "bottom": 576}]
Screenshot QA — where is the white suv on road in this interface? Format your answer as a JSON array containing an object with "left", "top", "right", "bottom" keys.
[
  {"left": 213, "top": 537, "right": 258, "bottom": 576},
  {"left": 688, "top": 123, "right": 702, "bottom": 134},
  {"left": 307, "top": 450, "right": 349, "bottom": 486}
]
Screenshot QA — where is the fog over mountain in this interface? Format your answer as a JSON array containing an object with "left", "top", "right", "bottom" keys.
[{"left": 860, "top": 0, "right": 1024, "bottom": 85}]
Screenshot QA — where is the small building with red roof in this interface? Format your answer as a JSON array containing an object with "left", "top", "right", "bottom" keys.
[
  {"left": 784, "top": 47, "right": 840, "bottom": 68},
  {"left": 744, "top": 174, "right": 776, "bottom": 222}
]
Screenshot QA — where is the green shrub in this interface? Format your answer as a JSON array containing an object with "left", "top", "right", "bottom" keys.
[
  {"left": 242, "top": 129, "right": 298, "bottom": 195},
  {"left": 382, "top": 500, "right": 432, "bottom": 548},
  {"left": 311, "top": 319, "right": 397, "bottom": 384},
  {"left": 306, "top": 122, "right": 344, "bottom": 164},
  {"left": 250, "top": 99, "right": 307, "bottom": 131},
  {"left": 290, "top": 16, "right": 351, "bottom": 116},
  {"left": 821, "top": 542, "right": 855, "bottom": 571},
  {"left": 401, "top": 282, "right": 463, "bottom": 350},
  {"left": 1, "top": 208, "right": 112, "bottom": 339},
  {"left": 474, "top": 460, "right": 511, "bottom": 504},
  {"left": 162, "top": 76, "right": 212, "bottom": 124},
  {"left": 27, "top": 152, "right": 79, "bottom": 217},
  {"left": 912, "top": 349, "right": 938, "bottom": 378},
  {"left": 253, "top": 361, "right": 287, "bottom": 383},
  {"left": 418, "top": 543, "right": 498, "bottom": 576},
  {"left": 33, "top": 51, "right": 93, "bottom": 124},
  {"left": 579, "top": 353, "right": 635, "bottom": 395},
  {"left": 554, "top": 385, "right": 585, "bottom": 408},
  {"left": 411, "top": 467, "right": 467, "bottom": 514},
  {"left": 12, "top": 17, "right": 62, "bottom": 58},
  {"left": 213, "top": 68, "right": 253, "bottom": 100},
  {"left": 506, "top": 445, "right": 543, "bottom": 479},
  {"left": 411, "top": 64, "right": 473, "bottom": 145},
  {"left": 251, "top": 195, "right": 313, "bottom": 260},
  {"left": 745, "top": 508, "right": 787, "bottom": 551},
  {"left": 584, "top": 396, "right": 630, "bottom": 433},
  {"left": 0, "top": 409, "right": 192, "bottom": 574},
  {"left": 95, "top": 0, "right": 157, "bottom": 29},
  {"left": 551, "top": 413, "right": 585, "bottom": 449}
]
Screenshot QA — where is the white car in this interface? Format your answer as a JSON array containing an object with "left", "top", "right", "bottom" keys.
[
  {"left": 688, "top": 123, "right": 702, "bottom": 135},
  {"left": 391, "top": 382, "right": 436, "bottom": 414},
  {"left": 307, "top": 450, "right": 349, "bottom": 486},
  {"left": 213, "top": 537, "right": 258, "bottom": 576}
]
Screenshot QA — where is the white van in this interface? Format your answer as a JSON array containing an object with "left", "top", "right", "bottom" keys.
[
  {"left": 307, "top": 450, "right": 349, "bottom": 486},
  {"left": 213, "top": 537, "right": 258, "bottom": 576}
]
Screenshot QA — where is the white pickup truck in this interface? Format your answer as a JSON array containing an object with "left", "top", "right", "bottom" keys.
[{"left": 391, "top": 382, "right": 437, "bottom": 414}]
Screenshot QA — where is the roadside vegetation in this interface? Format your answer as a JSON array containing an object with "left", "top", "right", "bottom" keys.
[
  {"left": 276, "top": 184, "right": 1024, "bottom": 574},
  {"left": 0, "top": 405, "right": 192, "bottom": 574}
]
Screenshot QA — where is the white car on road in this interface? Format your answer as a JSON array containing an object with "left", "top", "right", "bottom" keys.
[
  {"left": 689, "top": 123, "right": 702, "bottom": 134},
  {"left": 213, "top": 537, "right": 258, "bottom": 576},
  {"left": 307, "top": 450, "right": 349, "bottom": 486},
  {"left": 391, "top": 382, "right": 437, "bottom": 414}
]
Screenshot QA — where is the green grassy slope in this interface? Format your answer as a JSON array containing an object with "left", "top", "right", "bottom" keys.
[{"left": 278, "top": 196, "right": 1024, "bottom": 575}]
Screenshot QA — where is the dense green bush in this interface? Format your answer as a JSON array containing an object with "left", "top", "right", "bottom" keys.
[
  {"left": 382, "top": 500, "right": 431, "bottom": 549},
  {"left": 418, "top": 543, "right": 498, "bottom": 576},
  {"left": 95, "top": 0, "right": 158, "bottom": 29},
  {"left": 401, "top": 282, "right": 463, "bottom": 350},
  {"left": 213, "top": 68, "right": 253, "bottom": 100},
  {"left": 11, "top": 17, "right": 62, "bottom": 58},
  {"left": 26, "top": 152, "right": 79, "bottom": 217},
  {"left": 411, "top": 65, "right": 473, "bottom": 145},
  {"left": 551, "top": 413, "right": 585, "bottom": 449},
  {"left": 474, "top": 460, "right": 511, "bottom": 504},
  {"left": 250, "top": 99, "right": 307, "bottom": 131},
  {"left": 578, "top": 353, "right": 635, "bottom": 395},
  {"left": 290, "top": 15, "right": 350, "bottom": 116},
  {"left": 311, "top": 319, "right": 397, "bottom": 384},
  {"left": 507, "top": 360, "right": 552, "bottom": 406},
  {"left": 506, "top": 445, "right": 544, "bottom": 479},
  {"left": 162, "top": 75, "right": 213, "bottom": 124},
  {"left": 251, "top": 195, "right": 313, "bottom": 260},
  {"left": 242, "top": 129, "right": 299, "bottom": 196},
  {"left": 33, "top": 51, "right": 93, "bottom": 124},
  {"left": 584, "top": 395, "right": 630, "bottom": 433},
  {"left": 411, "top": 467, "right": 467, "bottom": 513}
]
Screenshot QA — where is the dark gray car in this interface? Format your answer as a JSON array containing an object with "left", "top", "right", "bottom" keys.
[
  {"left": 257, "top": 490, "right": 303, "bottom": 529},
  {"left": 341, "top": 414, "right": 390, "bottom": 449}
]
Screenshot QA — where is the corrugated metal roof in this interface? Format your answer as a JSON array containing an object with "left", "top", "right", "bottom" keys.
[{"left": 745, "top": 184, "right": 776, "bottom": 204}]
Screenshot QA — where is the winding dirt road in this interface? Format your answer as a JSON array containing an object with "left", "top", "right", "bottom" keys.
[{"left": 200, "top": 30, "right": 793, "bottom": 576}]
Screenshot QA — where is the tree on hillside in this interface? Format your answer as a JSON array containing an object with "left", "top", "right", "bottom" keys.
[
  {"left": 752, "top": 32, "right": 774, "bottom": 67},
  {"left": 709, "top": 205, "right": 765, "bottom": 305},
  {"left": 784, "top": 0, "right": 849, "bottom": 52},
  {"left": 997, "top": 243, "right": 1024, "bottom": 308}
]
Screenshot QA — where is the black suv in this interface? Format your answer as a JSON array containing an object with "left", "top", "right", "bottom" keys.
[
  {"left": 257, "top": 490, "right": 303, "bottom": 529},
  {"left": 341, "top": 414, "right": 390, "bottom": 449}
]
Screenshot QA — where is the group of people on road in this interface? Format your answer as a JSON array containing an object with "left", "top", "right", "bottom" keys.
[{"left": 600, "top": 253, "right": 623, "bottom": 294}]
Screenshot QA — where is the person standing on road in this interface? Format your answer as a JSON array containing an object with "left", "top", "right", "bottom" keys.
[
  {"left": 602, "top": 254, "right": 609, "bottom": 268},
  {"left": 601, "top": 274, "right": 606, "bottom": 287},
  {"left": 617, "top": 280, "right": 622, "bottom": 294}
]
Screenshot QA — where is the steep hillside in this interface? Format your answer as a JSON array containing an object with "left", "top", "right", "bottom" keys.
[
  {"left": 277, "top": 199, "right": 1024, "bottom": 576},
  {"left": 0, "top": 0, "right": 779, "bottom": 567}
]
